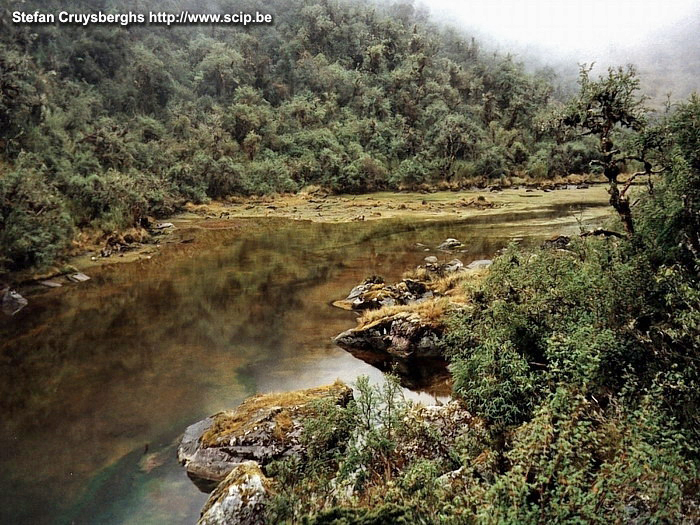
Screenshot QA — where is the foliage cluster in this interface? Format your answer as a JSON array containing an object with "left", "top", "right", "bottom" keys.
[{"left": 0, "top": 0, "right": 597, "bottom": 271}]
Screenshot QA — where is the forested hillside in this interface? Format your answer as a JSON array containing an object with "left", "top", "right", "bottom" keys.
[{"left": 0, "top": 0, "right": 602, "bottom": 271}]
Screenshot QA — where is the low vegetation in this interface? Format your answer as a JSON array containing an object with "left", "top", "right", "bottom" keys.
[{"left": 201, "top": 381, "right": 351, "bottom": 447}]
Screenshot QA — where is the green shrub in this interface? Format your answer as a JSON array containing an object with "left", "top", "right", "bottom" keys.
[
  {"left": 444, "top": 238, "right": 682, "bottom": 425},
  {"left": 391, "top": 158, "right": 430, "bottom": 188},
  {"left": 0, "top": 160, "right": 73, "bottom": 271}
]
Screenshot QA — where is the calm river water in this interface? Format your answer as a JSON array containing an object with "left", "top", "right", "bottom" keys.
[{"left": 0, "top": 193, "right": 609, "bottom": 524}]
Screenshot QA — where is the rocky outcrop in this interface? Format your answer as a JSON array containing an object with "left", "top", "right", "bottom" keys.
[
  {"left": 332, "top": 276, "right": 433, "bottom": 311},
  {"left": 178, "top": 382, "right": 353, "bottom": 491},
  {"left": 332, "top": 253, "right": 492, "bottom": 390},
  {"left": 182, "top": 388, "right": 475, "bottom": 524},
  {"left": 178, "top": 417, "right": 233, "bottom": 491},
  {"left": 334, "top": 311, "right": 442, "bottom": 360},
  {"left": 333, "top": 257, "right": 477, "bottom": 313},
  {"left": 198, "top": 462, "right": 271, "bottom": 525},
  {"left": 332, "top": 254, "right": 490, "bottom": 360}
]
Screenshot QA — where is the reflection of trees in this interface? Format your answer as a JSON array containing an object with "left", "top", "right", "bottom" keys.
[{"left": 0, "top": 205, "right": 606, "bottom": 421}]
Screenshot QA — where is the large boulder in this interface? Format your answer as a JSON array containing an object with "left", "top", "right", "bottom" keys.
[
  {"left": 178, "top": 382, "right": 353, "bottom": 490},
  {"left": 198, "top": 462, "right": 271, "bottom": 525},
  {"left": 334, "top": 311, "right": 442, "bottom": 360}
]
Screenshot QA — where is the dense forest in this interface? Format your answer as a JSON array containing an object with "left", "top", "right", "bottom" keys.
[
  {"left": 0, "top": 0, "right": 603, "bottom": 272},
  {"left": 1, "top": 1, "right": 699, "bottom": 523}
]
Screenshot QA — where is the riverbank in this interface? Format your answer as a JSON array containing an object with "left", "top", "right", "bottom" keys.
[
  {"left": 66, "top": 184, "right": 613, "bottom": 271},
  {"left": 3, "top": 185, "right": 612, "bottom": 320},
  {"left": 1, "top": 185, "right": 611, "bottom": 318},
  {"left": 173, "top": 192, "right": 700, "bottom": 523},
  {"left": 180, "top": 184, "right": 610, "bottom": 223}
]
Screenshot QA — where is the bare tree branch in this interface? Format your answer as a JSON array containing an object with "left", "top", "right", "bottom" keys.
[{"left": 621, "top": 166, "right": 665, "bottom": 197}]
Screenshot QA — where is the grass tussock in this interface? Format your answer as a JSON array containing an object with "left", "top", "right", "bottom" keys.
[
  {"left": 352, "top": 268, "right": 488, "bottom": 329},
  {"left": 357, "top": 297, "right": 455, "bottom": 328},
  {"left": 430, "top": 269, "right": 487, "bottom": 295}
]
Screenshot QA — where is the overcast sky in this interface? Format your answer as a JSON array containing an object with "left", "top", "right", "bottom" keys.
[{"left": 425, "top": 0, "right": 698, "bottom": 60}]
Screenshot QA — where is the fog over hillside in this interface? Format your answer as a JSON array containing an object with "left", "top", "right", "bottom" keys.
[{"left": 426, "top": 0, "right": 700, "bottom": 107}]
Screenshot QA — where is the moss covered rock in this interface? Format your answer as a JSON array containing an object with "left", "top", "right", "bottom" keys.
[{"left": 178, "top": 381, "right": 353, "bottom": 490}]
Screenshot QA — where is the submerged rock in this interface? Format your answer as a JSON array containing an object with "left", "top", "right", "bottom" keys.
[
  {"left": 2, "top": 288, "right": 28, "bottom": 316},
  {"left": 198, "top": 462, "right": 271, "bottom": 525},
  {"left": 178, "top": 382, "right": 353, "bottom": 491}
]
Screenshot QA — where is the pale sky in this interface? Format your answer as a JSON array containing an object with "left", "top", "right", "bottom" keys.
[{"left": 425, "top": 0, "right": 699, "bottom": 58}]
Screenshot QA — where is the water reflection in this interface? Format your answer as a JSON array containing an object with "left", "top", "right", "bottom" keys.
[{"left": 0, "top": 204, "right": 607, "bottom": 524}]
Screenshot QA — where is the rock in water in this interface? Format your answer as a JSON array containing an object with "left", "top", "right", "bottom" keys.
[
  {"left": 437, "top": 238, "right": 462, "bottom": 250},
  {"left": 333, "top": 276, "right": 432, "bottom": 311},
  {"left": 67, "top": 272, "right": 91, "bottom": 283},
  {"left": 39, "top": 280, "right": 62, "bottom": 288},
  {"left": 178, "top": 417, "right": 233, "bottom": 491},
  {"left": 443, "top": 259, "right": 465, "bottom": 274},
  {"left": 334, "top": 311, "right": 442, "bottom": 360},
  {"left": 2, "top": 288, "right": 28, "bottom": 316},
  {"left": 178, "top": 381, "right": 353, "bottom": 490},
  {"left": 198, "top": 462, "right": 270, "bottom": 525}
]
